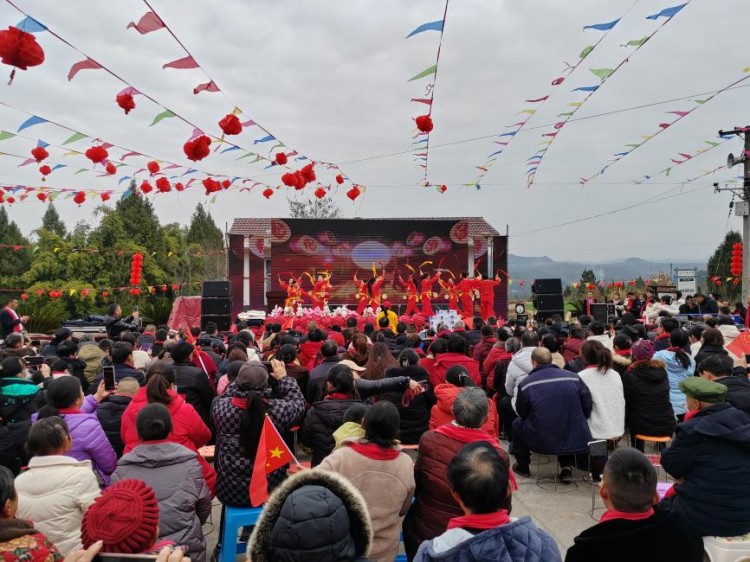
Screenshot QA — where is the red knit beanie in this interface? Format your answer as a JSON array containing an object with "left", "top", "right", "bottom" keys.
[{"left": 81, "top": 479, "right": 159, "bottom": 553}]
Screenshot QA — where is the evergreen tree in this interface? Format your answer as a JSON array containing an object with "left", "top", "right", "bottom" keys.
[
  {"left": 186, "top": 204, "right": 226, "bottom": 280},
  {"left": 707, "top": 230, "right": 742, "bottom": 300},
  {"left": 0, "top": 207, "right": 32, "bottom": 299},
  {"left": 40, "top": 203, "right": 68, "bottom": 239}
]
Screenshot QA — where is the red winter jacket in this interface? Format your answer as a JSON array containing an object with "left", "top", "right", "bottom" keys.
[
  {"left": 472, "top": 337, "right": 498, "bottom": 378},
  {"left": 121, "top": 387, "right": 216, "bottom": 495},
  {"left": 562, "top": 337, "right": 585, "bottom": 363},
  {"left": 428, "top": 353, "right": 481, "bottom": 388},
  {"left": 483, "top": 346, "right": 511, "bottom": 381},
  {"left": 428, "top": 384, "right": 498, "bottom": 437},
  {"left": 298, "top": 340, "right": 323, "bottom": 371}
]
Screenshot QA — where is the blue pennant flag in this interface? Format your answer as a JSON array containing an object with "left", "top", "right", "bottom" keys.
[
  {"left": 583, "top": 18, "right": 620, "bottom": 31},
  {"left": 36, "top": 140, "right": 49, "bottom": 148},
  {"left": 51, "top": 164, "right": 66, "bottom": 171},
  {"left": 614, "top": 152, "right": 629, "bottom": 157},
  {"left": 117, "top": 176, "right": 132, "bottom": 185},
  {"left": 220, "top": 145, "right": 241, "bottom": 154},
  {"left": 646, "top": 3, "right": 687, "bottom": 20},
  {"left": 181, "top": 168, "right": 198, "bottom": 176},
  {"left": 573, "top": 85, "right": 599, "bottom": 92},
  {"left": 406, "top": 20, "right": 444, "bottom": 38},
  {"left": 498, "top": 131, "right": 517, "bottom": 137},
  {"left": 488, "top": 150, "right": 503, "bottom": 157},
  {"left": 253, "top": 135, "right": 275, "bottom": 144},
  {"left": 16, "top": 16, "right": 47, "bottom": 33},
  {"left": 18, "top": 116, "right": 47, "bottom": 132}
]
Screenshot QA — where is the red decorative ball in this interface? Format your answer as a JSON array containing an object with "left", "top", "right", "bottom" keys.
[
  {"left": 116, "top": 92, "right": 135, "bottom": 114},
  {"left": 335, "top": 174, "right": 344, "bottom": 185},
  {"left": 85, "top": 145, "right": 109, "bottom": 164},
  {"left": 218, "top": 114, "right": 242, "bottom": 136},
  {"left": 415, "top": 114, "right": 433, "bottom": 133},
  {"left": 183, "top": 135, "right": 211, "bottom": 162},
  {"left": 31, "top": 146, "right": 48, "bottom": 162},
  {"left": 39, "top": 164, "right": 51, "bottom": 176},
  {"left": 147, "top": 161, "right": 160, "bottom": 175},
  {"left": 73, "top": 191, "right": 86, "bottom": 205},
  {"left": 263, "top": 187, "right": 274, "bottom": 199},
  {"left": 275, "top": 153, "right": 288, "bottom": 165}
]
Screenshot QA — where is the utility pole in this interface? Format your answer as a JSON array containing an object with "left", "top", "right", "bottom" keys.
[{"left": 717, "top": 126, "right": 750, "bottom": 301}]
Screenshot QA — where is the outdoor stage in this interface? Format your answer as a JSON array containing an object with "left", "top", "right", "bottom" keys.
[{"left": 226, "top": 217, "right": 508, "bottom": 317}]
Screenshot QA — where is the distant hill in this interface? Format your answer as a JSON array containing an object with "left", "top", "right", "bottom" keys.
[{"left": 508, "top": 254, "right": 706, "bottom": 298}]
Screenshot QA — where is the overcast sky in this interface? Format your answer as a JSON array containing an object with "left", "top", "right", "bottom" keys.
[{"left": 0, "top": 0, "right": 746, "bottom": 262}]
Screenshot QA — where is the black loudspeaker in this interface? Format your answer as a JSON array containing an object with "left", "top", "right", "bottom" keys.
[
  {"left": 201, "top": 315, "right": 231, "bottom": 331},
  {"left": 532, "top": 278, "right": 562, "bottom": 294},
  {"left": 590, "top": 303, "right": 616, "bottom": 324},
  {"left": 534, "top": 294, "right": 564, "bottom": 310},
  {"left": 535, "top": 310, "right": 563, "bottom": 322},
  {"left": 202, "top": 280, "right": 231, "bottom": 298},
  {"left": 201, "top": 298, "right": 231, "bottom": 315}
]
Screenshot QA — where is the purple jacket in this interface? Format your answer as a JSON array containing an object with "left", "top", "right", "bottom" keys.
[{"left": 33, "top": 395, "right": 117, "bottom": 485}]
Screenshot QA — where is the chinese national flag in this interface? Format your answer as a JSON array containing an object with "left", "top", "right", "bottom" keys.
[
  {"left": 727, "top": 331, "right": 750, "bottom": 359},
  {"left": 249, "top": 415, "right": 296, "bottom": 506}
]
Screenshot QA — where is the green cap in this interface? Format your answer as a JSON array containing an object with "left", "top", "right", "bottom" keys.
[{"left": 679, "top": 377, "right": 727, "bottom": 404}]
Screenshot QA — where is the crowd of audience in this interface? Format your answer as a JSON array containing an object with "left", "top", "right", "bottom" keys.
[{"left": 1, "top": 294, "right": 750, "bottom": 561}]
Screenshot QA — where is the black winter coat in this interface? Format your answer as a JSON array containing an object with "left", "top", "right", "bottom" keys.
[
  {"left": 693, "top": 343, "right": 729, "bottom": 369},
  {"left": 661, "top": 403, "right": 750, "bottom": 537},
  {"left": 621, "top": 360, "right": 675, "bottom": 437},
  {"left": 174, "top": 362, "right": 215, "bottom": 429},
  {"left": 96, "top": 394, "right": 133, "bottom": 457},
  {"left": 716, "top": 375, "right": 750, "bottom": 415},
  {"left": 381, "top": 365, "right": 435, "bottom": 445},
  {"left": 565, "top": 508, "right": 703, "bottom": 562},
  {"left": 300, "top": 396, "right": 362, "bottom": 466}
]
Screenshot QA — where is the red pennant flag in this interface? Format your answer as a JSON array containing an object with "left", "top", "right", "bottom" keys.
[
  {"left": 193, "top": 81, "right": 220, "bottom": 94},
  {"left": 163, "top": 56, "right": 199, "bottom": 70},
  {"left": 68, "top": 58, "right": 102, "bottom": 81},
  {"left": 249, "top": 416, "right": 298, "bottom": 507},
  {"left": 126, "top": 12, "right": 165, "bottom": 35}
]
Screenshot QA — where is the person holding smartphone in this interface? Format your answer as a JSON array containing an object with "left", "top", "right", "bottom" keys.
[{"left": 104, "top": 304, "right": 140, "bottom": 340}]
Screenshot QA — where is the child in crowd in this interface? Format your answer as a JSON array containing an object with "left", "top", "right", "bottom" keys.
[
  {"left": 14, "top": 416, "right": 101, "bottom": 556},
  {"left": 113, "top": 403, "right": 211, "bottom": 562},
  {"left": 566, "top": 448, "right": 703, "bottom": 562},
  {"left": 0, "top": 465, "right": 63, "bottom": 561},
  {"left": 333, "top": 403, "right": 368, "bottom": 449}
]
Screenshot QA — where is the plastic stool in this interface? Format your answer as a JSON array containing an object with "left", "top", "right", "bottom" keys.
[
  {"left": 703, "top": 535, "right": 750, "bottom": 562},
  {"left": 219, "top": 505, "right": 264, "bottom": 562}
]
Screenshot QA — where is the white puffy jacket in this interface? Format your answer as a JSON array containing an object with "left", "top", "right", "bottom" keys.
[
  {"left": 15, "top": 455, "right": 101, "bottom": 555},
  {"left": 505, "top": 347, "right": 535, "bottom": 409}
]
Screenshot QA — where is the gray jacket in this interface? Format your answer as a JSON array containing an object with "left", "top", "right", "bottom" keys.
[{"left": 112, "top": 442, "right": 211, "bottom": 562}]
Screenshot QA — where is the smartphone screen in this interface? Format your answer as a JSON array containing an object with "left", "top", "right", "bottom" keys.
[
  {"left": 24, "top": 355, "right": 45, "bottom": 367},
  {"left": 103, "top": 365, "right": 116, "bottom": 391}
]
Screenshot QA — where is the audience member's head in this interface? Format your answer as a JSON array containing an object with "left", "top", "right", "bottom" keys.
[
  {"left": 581, "top": 340, "right": 613, "bottom": 374},
  {"left": 38, "top": 377, "right": 83, "bottom": 418},
  {"left": 144, "top": 361, "right": 177, "bottom": 406},
  {"left": 612, "top": 334, "right": 632, "bottom": 352},
  {"left": 116, "top": 377, "right": 139, "bottom": 398},
  {"left": 530, "top": 347, "right": 552, "bottom": 367},
  {"left": 343, "top": 403, "right": 368, "bottom": 425},
  {"left": 448, "top": 442, "right": 510, "bottom": 514},
  {"left": 630, "top": 339, "right": 655, "bottom": 362},
  {"left": 452, "top": 387, "right": 488, "bottom": 429},
  {"left": 362, "top": 401, "right": 400, "bottom": 449},
  {"left": 398, "top": 348, "right": 419, "bottom": 368},
  {"left": 27, "top": 416, "right": 71, "bottom": 457},
  {"left": 600, "top": 448, "right": 657, "bottom": 514},
  {"left": 698, "top": 355, "right": 734, "bottom": 380},
  {"left": 700, "top": 327, "right": 725, "bottom": 347},
  {"left": 110, "top": 341, "right": 134, "bottom": 365},
  {"left": 136, "top": 403, "right": 173, "bottom": 442},
  {"left": 680, "top": 377, "right": 727, "bottom": 411},
  {"left": 327, "top": 364, "right": 355, "bottom": 396},
  {"left": 446, "top": 365, "right": 474, "bottom": 387},
  {"left": 521, "top": 331, "right": 540, "bottom": 348}
]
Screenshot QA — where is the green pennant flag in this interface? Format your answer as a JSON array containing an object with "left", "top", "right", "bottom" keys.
[
  {"left": 665, "top": 168, "right": 671, "bottom": 177},
  {"left": 704, "top": 140, "right": 720, "bottom": 147},
  {"left": 579, "top": 45, "right": 594, "bottom": 59},
  {"left": 558, "top": 111, "right": 574, "bottom": 117},
  {"left": 236, "top": 152, "right": 253, "bottom": 161},
  {"left": 0, "top": 131, "right": 15, "bottom": 141},
  {"left": 693, "top": 99, "right": 709, "bottom": 104},
  {"left": 149, "top": 110, "right": 176, "bottom": 127},
  {"left": 74, "top": 168, "right": 89, "bottom": 174},
  {"left": 590, "top": 68, "right": 615, "bottom": 81},
  {"left": 625, "top": 143, "right": 640, "bottom": 148},
  {"left": 63, "top": 132, "right": 87, "bottom": 145},
  {"left": 622, "top": 37, "right": 648, "bottom": 47},
  {"left": 408, "top": 64, "right": 437, "bottom": 82}
]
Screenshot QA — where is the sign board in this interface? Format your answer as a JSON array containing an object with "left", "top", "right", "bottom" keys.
[{"left": 676, "top": 268, "right": 697, "bottom": 295}]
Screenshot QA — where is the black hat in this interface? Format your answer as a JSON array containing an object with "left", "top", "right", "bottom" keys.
[
  {"left": 170, "top": 341, "right": 194, "bottom": 363},
  {"left": 0, "top": 356, "right": 24, "bottom": 378}
]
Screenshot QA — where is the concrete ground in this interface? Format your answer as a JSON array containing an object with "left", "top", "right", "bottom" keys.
[{"left": 202, "top": 446, "right": 604, "bottom": 560}]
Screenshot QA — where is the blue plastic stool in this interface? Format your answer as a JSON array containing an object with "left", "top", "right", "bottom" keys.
[{"left": 218, "top": 505, "right": 264, "bottom": 562}]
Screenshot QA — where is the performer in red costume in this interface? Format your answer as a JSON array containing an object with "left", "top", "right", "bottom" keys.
[
  {"left": 419, "top": 270, "right": 442, "bottom": 317},
  {"left": 310, "top": 273, "right": 332, "bottom": 309},
  {"left": 475, "top": 271, "right": 501, "bottom": 320},
  {"left": 367, "top": 269, "right": 386, "bottom": 309},
  {"left": 396, "top": 272, "right": 420, "bottom": 316},
  {"left": 353, "top": 274, "right": 369, "bottom": 315},
  {"left": 456, "top": 271, "right": 477, "bottom": 317},
  {"left": 279, "top": 275, "right": 306, "bottom": 310},
  {"left": 439, "top": 277, "right": 460, "bottom": 312}
]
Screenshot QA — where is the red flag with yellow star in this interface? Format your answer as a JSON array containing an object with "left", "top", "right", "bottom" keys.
[{"left": 249, "top": 415, "right": 298, "bottom": 506}]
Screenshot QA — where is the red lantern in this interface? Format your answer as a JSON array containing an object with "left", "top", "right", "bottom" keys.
[
  {"left": 301, "top": 164, "right": 316, "bottom": 183},
  {"left": 0, "top": 26, "right": 45, "bottom": 84},
  {"left": 140, "top": 180, "right": 153, "bottom": 194},
  {"left": 314, "top": 187, "right": 327, "bottom": 199},
  {"left": 129, "top": 288, "right": 141, "bottom": 296},
  {"left": 263, "top": 187, "right": 274, "bottom": 199},
  {"left": 415, "top": 114, "right": 433, "bottom": 133},
  {"left": 175, "top": 182, "right": 185, "bottom": 192},
  {"left": 36, "top": 192, "right": 46, "bottom": 202},
  {"left": 39, "top": 164, "right": 51, "bottom": 176},
  {"left": 438, "top": 184, "right": 447, "bottom": 193},
  {"left": 116, "top": 92, "right": 135, "bottom": 114},
  {"left": 731, "top": 243, "right": 744, "bottom": 277},
  {"left": 147, "top": 161, "right": 160, "bottom": 175},
  {"left": 172, "top": 284, "right": 181, "bottom": 291},
  {"left": 105, "top": 162, "right": 117, "bottom": 175},
  {"left": 101, "top": 291, "right": 109, "bottom": 298},
  {"left": 156, "top": 177, "right": 171, "bottom": 193},
  {"left": 221, "top": 179, "right": 231, "bottom": 189},
  {"left": 73, "top": 191, "right": 86, "bottom": 205},
  {"left": 81, "top": 289, "right": 91, "bottom": 297},
  {"left": 20, "top": 293, "right": 27, "bottom": 300},
  {"left": 275, "top": 152, "right": 288, "bottom": 165},
  {"left": 101, "top": 193, "right": 111, "bottom": 202},
  {"left": 346, "top": 185, "right": 361, "bottom": 201},
  {"left": 183, "top": 135, "right": 211, "bottom": 161},
  {"left": 281, "top": 173, "right": 295, "bottom": 187},
  {"left": 5, "top": 196, "right": 13, "bottom": 204},
  {"left": 85, "top": 145, "right": 109, "bottom": 164},
  {"left": 218, "top": 114, "right": 242, "bottom": 135},
  {"left": 202, "top": 178, "right": 221, "bottom": 195},
  {"left": 335, "top": 174, "right": 344, "bottom": 185},
  {"left": 31, "top": 146, "right": 48, "bottom": 162}
]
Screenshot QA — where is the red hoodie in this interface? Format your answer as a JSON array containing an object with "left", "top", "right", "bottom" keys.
[
  {"left": 429, "top": 384, "right": 499, "bottom": 436},
  {"left": 121, "top": 387, "right": 216, "bottom": 495},
  {"left": 429, "top": 353, "right": 481, "bottom": 388},
  {"left": 483, "top": 347, "right": 512, "bottom": 380}
]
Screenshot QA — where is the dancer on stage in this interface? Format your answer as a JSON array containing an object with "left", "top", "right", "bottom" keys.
[
  {"left": 456, "top": 271, "right": 477, "bottom": 316},
  {"left": 279, "top": 274, "right": 306, "bottom": 310},
  {"left": 353, "top": 273, "right": 369, "bottom": 315},
  {"left": 475, "top": 271, "right": 501, "bottom": 320},
  {"left": 310, "top": 272, "right": 332, "bottom": 309},
  {"left": 439, "top": 276, "right": 460, "bottom": 312},
  {"left": 367, "top": 267, "right": 386, "bottom": 309},
  {"left": 419, "top": 269, "right": 442, "bottom": 317},
  {"left": 396, "top": 271, "right": 419, "bottom": 316}
]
